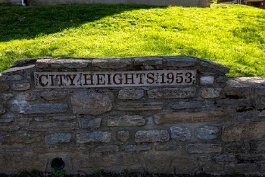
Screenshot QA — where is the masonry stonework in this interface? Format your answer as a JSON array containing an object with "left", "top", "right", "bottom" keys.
[{"left": 0, "top": 56, "right": 264, "bottom": 175}]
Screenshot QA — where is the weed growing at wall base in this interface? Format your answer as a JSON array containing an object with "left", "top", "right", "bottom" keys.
[{"left": 0, "top": 3, "right": 264, "bottom": 76}]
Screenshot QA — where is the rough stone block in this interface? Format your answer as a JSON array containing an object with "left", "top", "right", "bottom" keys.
[
  {"left": 186, "top": 144, "right": 222, "bottom": 154},
  {"left": 154, "top": 111, "right": 225, "bottom": 124},
  {"left": 213, "top": 154, "right": 236, "bottom": 163},
  {"left": 77, "top": 131, "right": 111, "bottom": 143},
  {"left": 148, "top": 87, "right": 196, "bottom": 99},
  {"left": 155, "top": 143, "right": 180, "bottom": 151},
  {"left": 117, "top": 101, "right": 163, "bottom": 111},
  {"left": 222, "top": 122, "right": 265, "bottom": 142},
  {"left": 196, "top": 125, "right": 219, "bottom": 140},
  {"left": 201, "top": 87, "right": 222, "bottom": 98},
  {"left": 40, "top": 91, "right": 67, "bottom": 101},
  {"left": 170, "top": 126, "right": 192, "bottom": 141},
  {"left": 121, "top": 144, "right": 151, "bottom": 152},
  {"left": 10, "top": 102, "right": 68, "bottom": 114},
  {"left": 0, "top": 104, "right": 5, "bottom": 115},
  {"left": 117, "top": 131, "right": 130, "bottom": 142},
  {"left": 0, "top": 114, "right": 15, "bottom": 123},
  {"left": 44, "top": 133, "right": 72, "bottom": 145},
  {"left": 95, "top": 145, "right": 119, "bottom": 152},
  {"left": 11, "top": 82, "right": 31, "bottom": 91},
  {"left": 169, "top": 100, "right": 215, "bottom": 110},
  {"left": 200, "top": 76, "right": 215, "bottom": 85},
  {"left": 107, "top": 115, "right": 145, "bottom": 127},
  {"left": 118, "top": 89, "right": 144, "bottom": 100},
  {"left": 71, "top": 91, "right": 112, "bottom": 115},
  {"left": 36, "top": 58, "right": 91, "bottom": 69},
  {"left": 0, "top": 82, "right": 9, "bottom": 92},
  {"left": 79, "top": 118, "right": 101, "bottom": 129},
  {"left": 135, "top": 130, "right": 169, "bottom": 143}
]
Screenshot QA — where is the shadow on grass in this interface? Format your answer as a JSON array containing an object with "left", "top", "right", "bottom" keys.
[{"left": 0, "top": 4, "right": 159, "bottom": 42}]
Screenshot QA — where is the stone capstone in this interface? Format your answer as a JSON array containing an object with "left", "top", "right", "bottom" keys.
[
  {"left": 76, "top": 131, "right": 111, "bottom": 143},
  {"left": 170, "top": 126, "right": 192, "bottom": 141},
  {"left": 107, "top": 115, "right": 145, "bottom": 127},
  {"left": 44, "top": 133, "right": 72, "bottom": 145},
  {"left": 118, "top": 89, "right": 144, "bottom": 100},
  {"left": 135, "top": 130, "right": 169, "bottom": 143},
  {"left": 196, "top": 125, "right": 219, "bottom": 140},
  {"left": 71, "top": 91, "right": 112, "bottom": 115}
]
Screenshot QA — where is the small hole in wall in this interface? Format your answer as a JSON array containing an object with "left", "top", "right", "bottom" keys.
[{"left": 51, "top": 158, "right": 65, "bottom": 170}]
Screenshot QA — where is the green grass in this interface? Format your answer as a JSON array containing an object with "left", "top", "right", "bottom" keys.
[{"left": 0, "top": 3, "right": 264, "bottom": 76}]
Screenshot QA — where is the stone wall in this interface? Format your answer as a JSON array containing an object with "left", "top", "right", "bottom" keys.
[
  {"left": 0, "top": 56, "right": 264, "bottom": 175},
  {"left": 0, "top": 0, "right": 210, "bottom": 7}
]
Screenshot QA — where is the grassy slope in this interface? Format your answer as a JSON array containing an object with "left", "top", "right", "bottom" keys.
[{"left": 0, "top": 4, "right": 264, "bottom": 76}]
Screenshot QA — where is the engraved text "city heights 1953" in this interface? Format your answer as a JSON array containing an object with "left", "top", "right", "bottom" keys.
[{"left": 34, "top": 70, "right": 196, "bottom": 88}]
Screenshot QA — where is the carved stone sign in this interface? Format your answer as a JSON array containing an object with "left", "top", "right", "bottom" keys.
[{"left": 35, "top": 70, "right": 196, "bottom": 88}]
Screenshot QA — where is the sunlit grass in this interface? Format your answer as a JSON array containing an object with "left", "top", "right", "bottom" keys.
[{"left": 0, "top": 3, "right": 264, "bottom": 76}]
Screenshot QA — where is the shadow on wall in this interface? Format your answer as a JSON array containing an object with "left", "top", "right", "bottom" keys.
[{"left": 0, "top": 4, "right": 160, "bottom": 42}]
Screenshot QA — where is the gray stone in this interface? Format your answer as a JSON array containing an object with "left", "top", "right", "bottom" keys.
[
  {"left": 0, "top": 104, "right": 5, "bottom": 115},
  {"left": 170, "top": 126, "right": 192, "bottom": 141},
  {"left": 92, "top": 58, "right": 132, "bottom": 69},
  {"left": 117, "top": 131, "right": 130, "bottom": 142},
  {"left": 0, "top": 93, "right": 14, "bottom": 101},
  {"left": 95, "top": 145, "right": 119, "bottom": 152},
  {"left": 169, "top": 100, "right": 215, "bottom": 110},
  {"left": 155, "top": 143, "right": 179, "bottom": 151},
  {"left": 52, "top": 115, "right": 76, "bottom": 121},
  {"left": 201, "top": 88, "right": 222, "bottom": 98},
  {"left": 122, "top": 144, "right": 151, "bottom": 152},
  {"left": 5, "top": 75, "right": 23, "bottom": 81},
  {"left": 118, "top": 89, "right": 144, "bottom": 100},
  {"left": 107, "top": 115, "right": 145, "bottom": 127},
  {"left": 196, "top": 125, "right": 219, "bottom": 140},
  {"left": 200, "top": 76, "right": 215, "bottom": 85},
  {"left": 148, "top": 87, "right": 196, "bottom": 99},
  {"left": 44, "top": 133, "right": 72, "bottom": 145},
  {"left": 0, "top": 114, "right": 15, "bottom": 123},
  {"left": 186, "top": 144, "right": 222, "bottom": 154},
  {"left": 10, "top": 102, "right": 68, "bottom": 114},
  {"left": 11, "top": 82, "right": 31, "bottom": 91},
  {"left": 71, "top": 91, "right": 112, "bottom": 115},
  {"left": 135, "top": 130, "right": 169, "bottom": 143},
  {"left": 213, "top": 154, "right": 236, "bottom": 163},
  {"left": 0, "top": 146, "right": 32, "bottom": 153},
  {"left": 76, "top": 131, "right": 111, "bottom": 143},
  {"left": 0, "top": 82, "right": 9, "bottom": 92},
  {"left": 79, "top": 118, "right": 101, "bottom": 129},
  {"left": 40, "top": 91, "right": 67, "bottom": 101},
  {"left": 164, "top": 56, "right": 198, "bottom": 67},
  {"left": 117, "top": 101, "right": 163, "bottom": 111},
  {"left": 259, "top": 111, "right": 265, "bottom": 117},
  {"left": 154, "top": 111, "right": 225, "bottom": 124}
]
